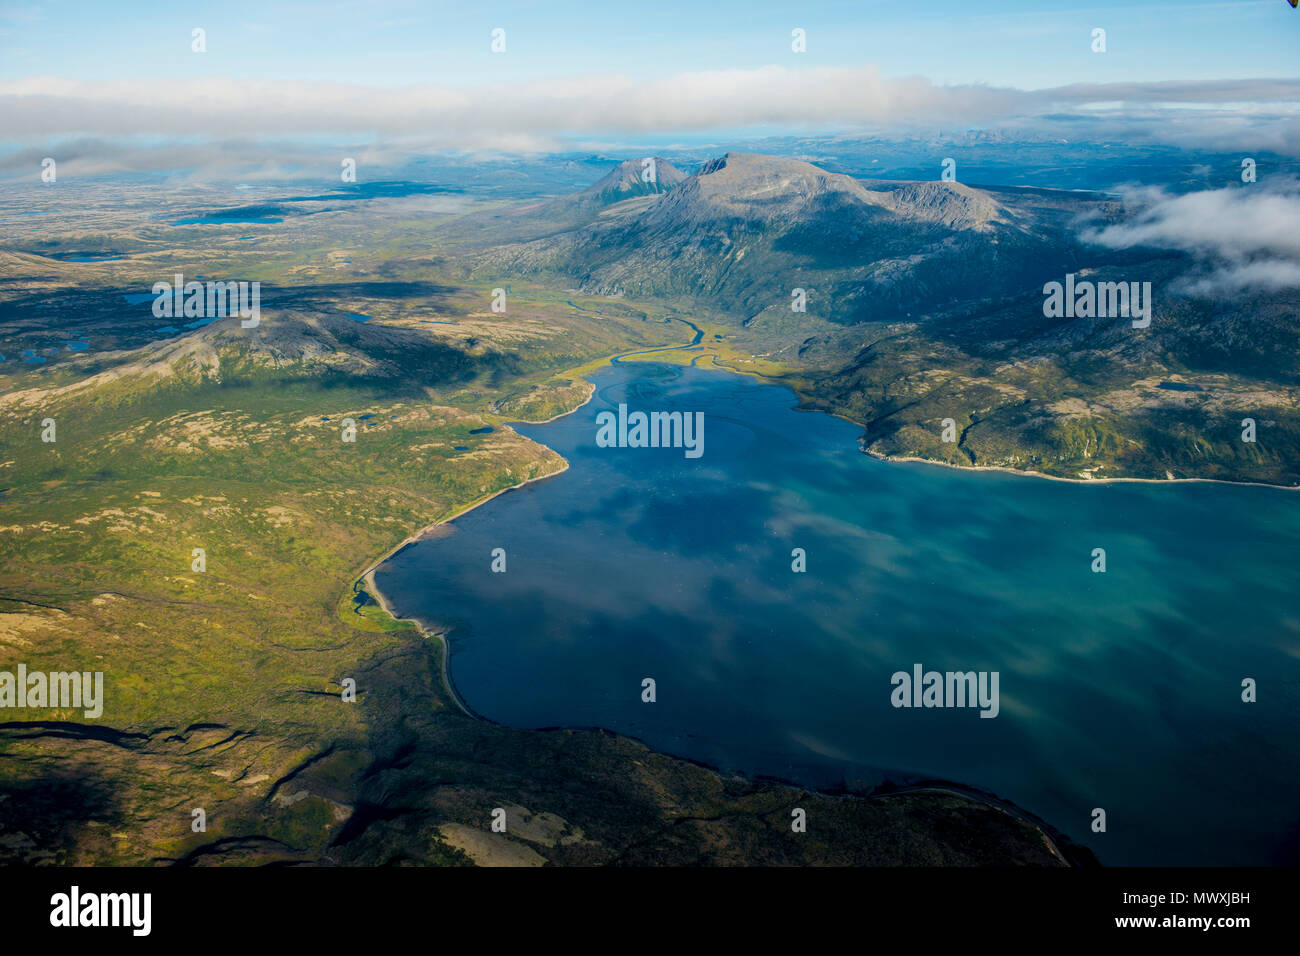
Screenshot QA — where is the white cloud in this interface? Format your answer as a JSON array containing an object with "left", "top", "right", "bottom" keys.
[
  {"left": 1, "top": 68, "right": 1297, "bottom": 150},
  {"left": 1085, "top": 181, "right": 1300, "bottom": 295},
  {"left": 1181, "top": 259, "right": 1300, "bottom": 296}
]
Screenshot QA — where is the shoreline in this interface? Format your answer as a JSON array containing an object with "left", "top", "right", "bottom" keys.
[
  {"left": 344, "top": 354, "right": 1288, "bottom": 865},
  {"left": 354, "top": 352, "right": 1294, "bottom": 741},
  {"left": 357, "top": 456, "right": 573, "bottom": 721},
  {"left": 361, "top": 563, "right": 481, "bottom": 721},
  {"left": 365, "top": 535, "right": 1078, "bottom": 862},
  {"left": 606, "top": 350, "right": 1300, "bottom": 491},
  {"left": 354, "top": 354, "right": 1296, "bottom": 634},
  {"left": 498, "top": 378, "right": 597, "bottom": 426},
  {"left": 357, "top": 454, "right": 573, "bottom": 584},
  {"left": 877, "top": 782, "right": 1073, "bottom": 866},
  {"left": 863, "top": 446, "right": 1300, "bottom": 491},
  {"left": 352, "top": 373, "right": 606, "bottom": 720}
]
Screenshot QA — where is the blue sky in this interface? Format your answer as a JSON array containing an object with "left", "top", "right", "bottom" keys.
[
  {"left": 1, "top": 0, "right": 1297, "bottom": 167},
  {"left": 2, "top": 0, "right": 1296, "bottom": 89}
]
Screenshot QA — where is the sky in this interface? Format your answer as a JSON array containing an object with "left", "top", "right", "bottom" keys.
[
  {"left": 2, "top": 0, "right": 1297, "bottom": 88},
  {"left": 0, "top": 0, "right": 1297, "bottom": 162}
]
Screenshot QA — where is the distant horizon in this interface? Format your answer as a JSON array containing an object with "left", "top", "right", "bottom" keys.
[
  {"left": 2, "top": 0, "right": 1298, "bottom": 175},
  {"left": 3, "top": 133, "right": 1296, "bottom": 194}
]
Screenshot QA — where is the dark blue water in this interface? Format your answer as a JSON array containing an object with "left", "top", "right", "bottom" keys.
[{"left": 375, "top": 362, "right": 1300, "bottom": 865}]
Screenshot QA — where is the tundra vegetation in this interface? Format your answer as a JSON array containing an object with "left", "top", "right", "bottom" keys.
[{"left": 7, "top": 149, "right": 1289, "bottom": 864}]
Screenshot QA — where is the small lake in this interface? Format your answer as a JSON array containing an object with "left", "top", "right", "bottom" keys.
[{"left": 375, "top": 361, "right": 1300, "bottom": 865}]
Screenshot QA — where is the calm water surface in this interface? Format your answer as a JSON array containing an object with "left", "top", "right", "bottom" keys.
[{"left": 376, "top": 362, "right": 1300, "bottom": 865}]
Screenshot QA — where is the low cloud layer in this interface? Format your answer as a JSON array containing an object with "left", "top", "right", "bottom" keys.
[
  {"left": 1085, "top": 181, "right": 1300, "bottom": 296},
  {"left": 2, "top": 68, "right": 1298, "bottom": 153}
]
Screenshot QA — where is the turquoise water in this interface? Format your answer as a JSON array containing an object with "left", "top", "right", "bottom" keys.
[{"left": 375, "top": 362, "right": 1300, "bottom": 865}]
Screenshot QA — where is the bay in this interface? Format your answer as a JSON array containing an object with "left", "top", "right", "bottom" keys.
[{"left": 375, "top": 361, "right": 1300, "bottom": 865}]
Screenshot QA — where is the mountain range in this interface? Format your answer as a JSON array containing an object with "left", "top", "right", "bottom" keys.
[{"left": 463, "top": 152, "right": 1300, "bottom": 483}]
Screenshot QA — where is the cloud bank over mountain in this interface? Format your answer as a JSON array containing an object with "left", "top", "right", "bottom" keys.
[
  {"left": 3, "top": 66, "right": 1298, "bottom": 161},
  {"left": 1085, "top": 181, "right": 1300, "bottom": 295}
]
